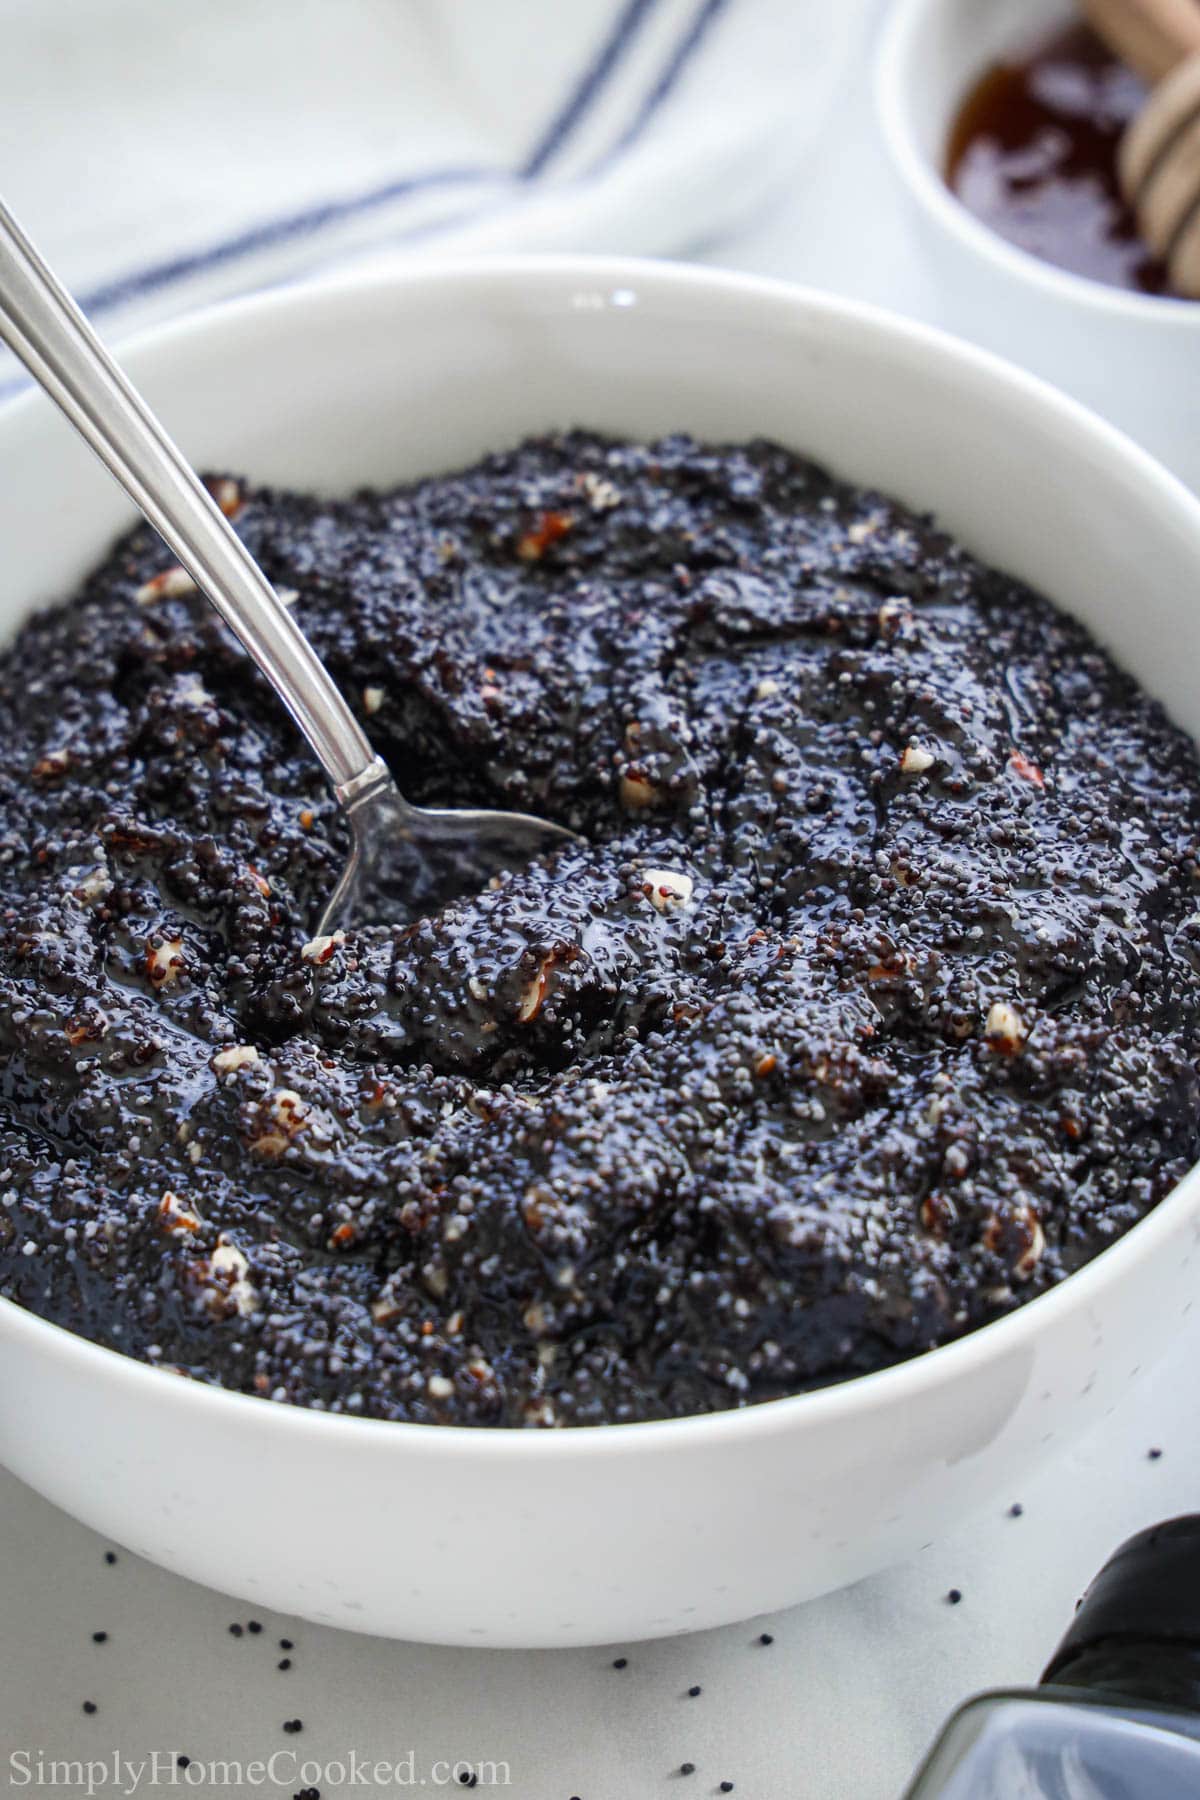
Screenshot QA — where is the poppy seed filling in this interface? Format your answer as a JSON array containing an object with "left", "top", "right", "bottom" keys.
[{"left": 1, "top": 431, "right": 1199, "bottom": 1426}]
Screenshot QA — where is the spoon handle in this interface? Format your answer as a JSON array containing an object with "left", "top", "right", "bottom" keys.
[{"left": 0, "top": 194, "right": 380, "bottom": 802}]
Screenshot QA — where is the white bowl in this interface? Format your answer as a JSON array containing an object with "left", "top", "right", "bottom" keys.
[
  {"left": 2, "top": 258, "right": 1200, "bottom": 1648},
  {"left": 876, "top": 0, "right": 1200, "bottom": 491}
]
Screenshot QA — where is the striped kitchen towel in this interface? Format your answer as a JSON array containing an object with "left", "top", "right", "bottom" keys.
[{"left": 0, "top": 0, "right": 867, "bottom": 347}]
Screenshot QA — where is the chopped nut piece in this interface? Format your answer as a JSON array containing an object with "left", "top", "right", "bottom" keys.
[
  {"left": 145, "top": 936, "right": 185, "bottom": 988},
  {"left": 158, "top": 1191, "right": 201, "bottom": 1235},
  {"left": 64, "top": 1013, "right": 106, "bottom": 1047},
  {"left": 619, "top": 771, "right": 657, "bottom": 810},
  {"left": 135, "top": 566, "right": 197, "bottom": 605},
  {"left": 212, "top": 1044, "right": 260, "bottom": 1076},
  {"left": 72, "top": 867, "right": 112, "bottom": 905},
  {"left": 1014, "top": 1210, "right": 1045, "bottom": 1280},
  {"left": 32, "top": 748, "right": 71, "bottom": 780},
  {"left": 301, "top": 930, "right": 346, "bottom": 965},
  {"left": 985, "top": 1000, "right": 1027, "bottom": 1052},
  {"left": 517, "top": 957, "right": 555, "bottom": 1023},
  {"left": 642, "top": 868, "right": 694, "bottom": 912},
  {"left": 249, "top": 1088, "right": 310, "bottom": 1158},
  {"left": 362, "top": 686, "right": 385, "bottom": 715},
  {"left": 754, "top": 677, "right": 780, "bottom": 700},
  {"left": 208, "top": 1240, "right": 258, "bottom": 1316},
  {"left": 428, "top": 1374, "right": 455, "bottom": 1400},
  {"left": 877, "top": 599, "right": 911, "bottom": 637},
  {"left": 1009, "top": 751, "right": 1045, "bottom": 788},
  {"left": 275, "top": 587, "right": 299, "bottom": 608},
  {"left": 523, "top": 1396, "right": 559, "bottom": 1427},
  {"left": 900, "top": 744, "right": 935, "bottom": 775},
  {"left": 209, "top": 478, "right": 243, "bottom": 518},
  {"left": 517, "top": 509, "right": 574, "bottom": 561},
  {"left": 579, "top": 471, "right": 622, "bottom": 511}
]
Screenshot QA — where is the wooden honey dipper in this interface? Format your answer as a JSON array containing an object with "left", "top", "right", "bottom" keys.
[{"left": 1081, "top": 0, "right": 1200, "bottom": 295}]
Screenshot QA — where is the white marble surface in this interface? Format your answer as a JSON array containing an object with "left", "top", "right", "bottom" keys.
[
  {"left": 3, "top": 1330, "right": 1195, "bottom": 1800},
  {"left": 5, "top": 11, "right": 1200, "bottom": 1800}
]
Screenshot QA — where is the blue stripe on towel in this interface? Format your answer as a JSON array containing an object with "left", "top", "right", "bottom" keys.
[
  {"left": 355, "top": 0, "right": 737, "bottom": 256},
  {"left": 520, "top": 0, "right": 663, "bottom": 178},
  {"left": 76, "top": 165, "right": 496, "bottom": 320},
  {"left": 75, "top": 0, "right": 670, "bottom": 323},
  {"left": 54, "top": 0, "right": 734, "bottom": 336},
  {"left": 382, "top": 0, "right": 738, "bottom": 253},
  {"left": 591, "top": 0, "right": 731, "bottom": 169}
]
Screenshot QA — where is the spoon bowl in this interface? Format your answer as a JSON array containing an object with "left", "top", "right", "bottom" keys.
[{"left": 317, "top": 754, "right": 577, "bottom": 936}]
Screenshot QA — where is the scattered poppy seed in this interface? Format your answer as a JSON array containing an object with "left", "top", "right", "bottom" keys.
[
  {"left": 458, "top": 1773, "right": 478, "bottom": 1789},
  {"left": 104, "top": 1552, "right": 117, "bottom": 1565},
  {"left": 947, "top": 1588, "right": 963, "bottom": 1605},
  {"left": 679, "top": 1763, "right": 695, "bottom": 1777},
  {"left": 280, "top": 1638, "right": 294, "bottom": 1650},
  {"left": 721, "top": 1785, "right": 735, "bottom": 1793},
  {"left": 1009, "top": 1503, "right": 1024, "bottom": 1517},
  {"left": 612, "top": 1656, "right": 627, "bottom": 1669},
  {"left": 1149, "top": 1447, "right": 1163, "bottom": 1460},
  {"left": 248, "top": 1620, "right": 262, "bottom": 1634},
  {"left": 758, "top": 1633, "right": 773, "bottom": 1646},
  {"left": 229, "top": 1623, "right": 243, "bottom": 1637},
  {"left": 278, "top": 1658, "right": 292, "bottom": 1671},
  {"left": 177, "top": 1758, "right": 190, "bottom": 1770},
  {"left": 91, "top": 1631, "right": 108, "bottom": 1643},
  {"left": 687, "top": 1685, "right": 701, "bottom": 1698},
  {"left": 82, "top": 1701, "right": 97, "bottom": 1715},
  {"left": 294, "top": 1789, "right": 320, "bottom": 1800},
  {"left": 282, "top": 1718, "right": 303, "bottom": 1734}
]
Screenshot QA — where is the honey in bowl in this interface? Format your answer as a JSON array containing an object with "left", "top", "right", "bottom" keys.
[{"left": 946, "top": 21, "right": 1168, "bottom": 295}]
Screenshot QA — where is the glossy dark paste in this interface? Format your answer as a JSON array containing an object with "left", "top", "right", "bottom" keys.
[{"left": 2, "top": 434, "right": 1199, "bottom": 1426}]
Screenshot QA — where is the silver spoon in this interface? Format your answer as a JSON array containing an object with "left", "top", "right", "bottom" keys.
[{"left": 0, "top": 196, "right": 577, "bottom": 934}]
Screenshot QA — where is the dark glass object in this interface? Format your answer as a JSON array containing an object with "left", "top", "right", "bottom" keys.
[{"left": 904, "top": 1516, "right": 1200, "bottom": 1798}]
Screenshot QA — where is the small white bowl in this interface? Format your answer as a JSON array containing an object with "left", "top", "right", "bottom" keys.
[
  {"left": 2, "top": 258, "right": 1200, "bottom": 1647},
  {"left": 876, "top": 0, "right": 1200, "bottom": 490}
]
